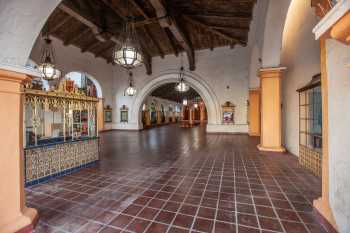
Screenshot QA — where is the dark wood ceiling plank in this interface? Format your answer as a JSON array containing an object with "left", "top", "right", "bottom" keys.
[
  {"left": 58, "top": 3, "right": 108, "bottom": 42},
  {"left": 95, "top": 43, "right": 115, "bottom": 58},
  {"left": 99, "top": 0, "right": 126, "bottom": 20},
  {"left": 143, "top": 26, "right": 165, "bottom": 58},
  {"left": 64, "top": 27, "right": 91, "bottom": 46},
  {"left": 164, "top": 28, "right": 179, "bottom": 57},
  {"left": 183, "top": 15, "right": 245, "bottom": 45},
  {"left": 149, "top": 0, "right": 195, "bottom": 70},
  {"left": 48, "top": 16, "right": 71, "bottom": 34},
  {"left": 81, "top": 39, "right": 101, "bottom": 53},
  {"left": 129, "top": 0, "right": 149, "bottom": 19}
]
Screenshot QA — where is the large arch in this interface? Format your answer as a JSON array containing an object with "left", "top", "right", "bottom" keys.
[
  {"left": 261, "top": 0, "right": 292, "bottom": 68},
  {"left": 130, "top": 70, "right": 221, "bottom": 130},
  {"left": 0, "top": 0, "right": 61, "bottom": 73}
]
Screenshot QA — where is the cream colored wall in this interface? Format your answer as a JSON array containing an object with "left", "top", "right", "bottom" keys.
[
  {"left": 326, "top": 39, "right": 350, "bottom": 233},
  {"left": 281, "top": 0, "right": 320, "bottom": 156}
]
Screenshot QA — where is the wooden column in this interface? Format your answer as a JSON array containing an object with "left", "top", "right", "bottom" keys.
[
  {"left": 257, "top": 67, "right": 286, "bottom": 152},
  {"left": 0, "top": 69, "right": 38, "bottom": 233},
  {"left": 97, "top": 98, "right": 104, "bottom": 132},
  {"left": 156, "top": 111, "right": 162, "bottom": 125},
  {"left": 248, "top": 89, "right": 261, "bottom": 136},
  {"left": 144, "top": 110, "right": 151, "bottom": 127}
]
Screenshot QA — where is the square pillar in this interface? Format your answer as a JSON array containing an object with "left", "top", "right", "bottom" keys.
[
  {"left": 156, "top": 111, "right": 162, "bottom": 125},
  {"left": 248, "top": 89, "right": 261, "bottom": 136},
  {"left": 144, "top": 110, "right": 151, "bottom": 127},
  {"left": 0, "top": 69, "right": 38, "bottom": 233},
  {"left": 97, "top": 98, "right": 104, "bottom": 132},
  {"left": 257, "top": 67, "right": 286, "bottom": 152}
]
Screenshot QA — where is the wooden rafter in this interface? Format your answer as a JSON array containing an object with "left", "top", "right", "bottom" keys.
[
  {"left": 95, "top": 43, "right": 115, "bottom": 58},
  {"left": 149, "top": 0, "right": 195, "bottom": 70},
  {"left": 99, "top": 0, "right": 126, "bottom": 20},
  {"left": 81, "top": 40, "right": 101, "bottom": 53},
  {"left": 183, "top": 15, "right": 244, "bottom": 45},
  {"left": 164, "top": 28, "right": 179, "bottom": 57},
  {"left": 58, "top": 4, "right": 108, "bottom": 42},
  {"left": 64, "top": 27, "right": 91, "bottom": 46},
  {"left": 48, "top": 16, "right": 71, "bottom": 34},
  {"left": 129, "top": 0, "right": 149, "bottom": 19},
  {"left": 143, "top": 26, "right": 164, "bottom": 58},
  {"left": 183, "top": 13, "right": 251, "bottom": 22}
]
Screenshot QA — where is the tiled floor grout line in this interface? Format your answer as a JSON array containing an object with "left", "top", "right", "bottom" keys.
[
  {"left": 189, "top": 148, "right": 219, "bottom": 232},
  {"left": 212, "top": 149, "right": 225, "bottom": 233},
  {"left": 137, "top": 154, "right": 201, "bottom": 233},
  {"left": 232, "top": 148, "right": 239, "bottom": 233},
  {"left": 165, "top": 151, "right": 213, "bottom": 233},
  {"left": 251, "top": 152, "right": 287, "bottom": 233},
  {"left": 29, "top": 129, "right": 325, "bottom": 233},
  {"left": 239, "top": 150, "right": 263, "bottom": 233},
  {"left": 260, "top": 158, "right": 313, "bottom": 233}
]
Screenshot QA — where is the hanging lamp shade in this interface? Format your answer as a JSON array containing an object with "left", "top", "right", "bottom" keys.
[
  {"left": 183, "top": 99, "right": 188, "bottom": 106},
  {"left": 113, "top": 9, "right": 143, "bottom": 69},
  {"left": 125, "top": 72, "right": 137, "bottom": 96},
  {"left": 175, "top": 67, "right": 190, "bottom": 92},
  {"left": 38, "top": 37, "right": 61, "bottom": 81}
]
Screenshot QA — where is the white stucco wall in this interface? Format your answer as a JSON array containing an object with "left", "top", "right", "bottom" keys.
[
  {"left": 247, "top": 0, "right": 269, "bottom": 89},
  {"left": 281, "top": 0, "right": 321, "bottom": 156},
  {"left": 326, "top": 39, "right": 350, "bottom": 233},
  {"left": 110, "top": 47, "right": 250, "bottom": 133}
]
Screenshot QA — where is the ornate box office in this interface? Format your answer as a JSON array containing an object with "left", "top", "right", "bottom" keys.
[
  {"left": 23, "top": 80, "right": 100, "bottom": 186},
  {"left": 297, "top": 74, "right": 322, "bottom": 177}
]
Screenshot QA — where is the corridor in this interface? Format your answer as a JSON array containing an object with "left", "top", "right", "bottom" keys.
[{"left": 28, "top": 125, "right": 324, "bottom": 233}]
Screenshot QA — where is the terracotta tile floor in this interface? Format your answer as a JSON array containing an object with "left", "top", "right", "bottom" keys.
[{"left": 27, "top": 125, "right": 327, "bottom": 233}]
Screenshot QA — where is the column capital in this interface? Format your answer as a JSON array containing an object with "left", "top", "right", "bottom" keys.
[
  {"left": 0, "top": 69, "right": 32, "bottom": 84},
  {"left": 259, "top": 67, "right": 287, "bottom": 79}
]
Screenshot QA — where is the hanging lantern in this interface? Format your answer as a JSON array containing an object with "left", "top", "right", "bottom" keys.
[
  {"left": 183, "top": 99, "right": 188, "bottom": 106},
  {"left": 175, "top": 67, "right": 190, "bottom": 92},
  {"left": 38, "top": 37, "right": 61, "bottom": 81},
  {"left": 125, "top": 72, "right": 137, "bottom": 96},
  {"left": 113, "top": 1, "right": 143, "bottom": 69}
]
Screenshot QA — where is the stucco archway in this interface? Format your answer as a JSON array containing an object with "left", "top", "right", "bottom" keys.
[
  {"left": 261, "top": 0, "right": 292, "bottom": 68},
  {"left": 0, "top": 0, "right": 62, "bottom": 73},
  {"left": 130, "top": 70, "right": 221, "bottom": 130}
]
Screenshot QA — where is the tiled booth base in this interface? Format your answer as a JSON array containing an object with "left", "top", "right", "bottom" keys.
[{"left": 25, "top": 138, "right": 99, "bottom": 187}]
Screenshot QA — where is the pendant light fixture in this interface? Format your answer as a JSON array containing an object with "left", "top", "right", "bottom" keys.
[
  {"left": 125, "top": 71, "right": 137, "bottom": 96},
  {"left": 175, "top": 53, "right": 190, "bottom": 92},
  {"left": 113, "top": 0, "right": 143, "bottom": 69},
  {"left": 38, "top": 35, "right": 61, "bottom": 81},
  {"left": 183, "top": 99, "right": 188, "bottom": 106}
]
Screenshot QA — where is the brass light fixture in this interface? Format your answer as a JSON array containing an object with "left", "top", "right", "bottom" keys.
[
  {"left": 125, "top": 71, "right": 137, "bottom": 96},
  {"left": 38, "top": 36, "right": 61, "bottom": 81},
  {"left": 175, "top": 53, "right": 190, "bottom": 92},
  {"left": 113, "top": 0, "right": 143, "bottom": 69}
]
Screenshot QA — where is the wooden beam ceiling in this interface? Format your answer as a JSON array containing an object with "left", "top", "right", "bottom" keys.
[
  {"left": 183, "top": 15, "right": 245, "bottom": 45},
  {"left": 44, "top": 0, "right": 255, "bottom": 73},
  {"left": 149, "top": 0, "right": 195, "bottom": 71}
]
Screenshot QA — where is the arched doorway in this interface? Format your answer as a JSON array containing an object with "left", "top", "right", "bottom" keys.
[{"left": 130, "top": 71, "right": 221, "bottom": 131}]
